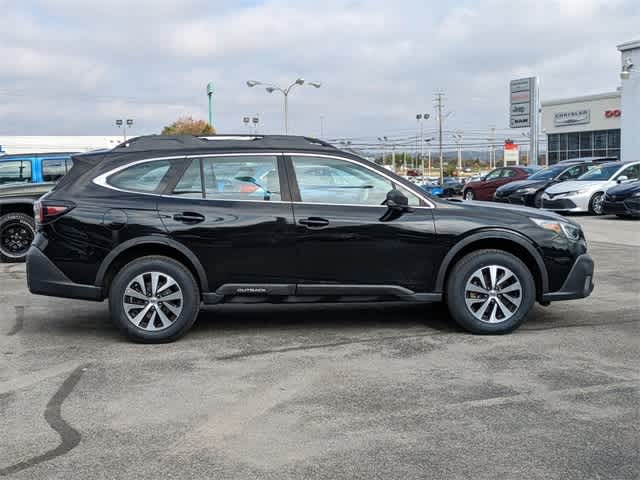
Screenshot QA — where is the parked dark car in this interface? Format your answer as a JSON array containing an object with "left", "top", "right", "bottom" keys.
[
  {"left": 0, "top": 182, "right": 54, "bottom": 262},
  {"left": 602, "top": 180, "right": 640, "bottom": 218},
  {"left": 462, "top": 166, "right": 536, "bottom": 201},
  {"left": 27, "top": 135, "right": 594, "bottom": 343},
  {"left": 494, "top": 161, "right": 599, "bottom": 208}
]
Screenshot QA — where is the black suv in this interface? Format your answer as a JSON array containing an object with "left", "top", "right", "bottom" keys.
[
  {"left": 494, "top": 158, "right": 614, "bottom": 208},
  {"left": 26, "top": 135, "right": 594, "bottom": 342}
]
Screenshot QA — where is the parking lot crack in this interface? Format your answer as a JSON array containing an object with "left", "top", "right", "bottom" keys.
[{"left": 0, "top": 364, "right": 89, "bottom": 477}]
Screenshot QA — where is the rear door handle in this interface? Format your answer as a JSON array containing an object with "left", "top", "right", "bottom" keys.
[
  {"left": 173, "top": 212, "right": 205, "bottom": 224},
  {"left": 299, "top": 217, "right": 330, "bottom": 229}
]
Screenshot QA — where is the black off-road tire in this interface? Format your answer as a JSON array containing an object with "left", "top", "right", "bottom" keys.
[
  {"left": 0, "top": 212, "right": 35, "bottom": 263},
  {"left": 445, "top": 249, "right": 536, "bottom": 334},
  {"left": 108, "top": 255, "right": 200, "bottom": 343}
]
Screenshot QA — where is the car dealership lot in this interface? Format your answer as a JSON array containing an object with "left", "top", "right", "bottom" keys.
[{"left": 0, "top": 216, "right": 638, "bottom": 479}]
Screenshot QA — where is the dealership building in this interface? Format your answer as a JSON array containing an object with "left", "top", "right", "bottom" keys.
[{"left": 541, "top": 39, "right": 639, "bottom": 165}]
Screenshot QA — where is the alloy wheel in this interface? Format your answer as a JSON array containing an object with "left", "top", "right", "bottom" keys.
[
  {"left": 592, "top": 194, "right": 604, "bottom": 215},
  {"left": 0, "top": 222, "right": 34, "bottom": 258},
  {"left": 464, "top": 190, "right": 474, "bottom": 200},
  {"left": 464, "top": 265, "right": 522, "bottom": 323},
  {"left": 122, "top": 271, "right": 183, "bottom": 331}
]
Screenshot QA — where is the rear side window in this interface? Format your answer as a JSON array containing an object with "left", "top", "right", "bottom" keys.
[
  {"left": 0, "top": 160, "right": 32, "bottom": 184},
  {"left": 200, "top": 156, "right": 281, "bottom": 201},
  {"left": 108, "top": 160, "right": 171, "bottom": 193},
  {"left": 42, "top": 158, "right": 72, "bottom": 182}
]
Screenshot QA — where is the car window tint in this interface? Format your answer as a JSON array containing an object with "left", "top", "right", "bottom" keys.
[
  {"left": 42, "top": 159, "right": 67, "bottom": 182},
  {"left": 108, "top": 160, "right": 171, "bottom": 193},
  {"left": 0, "top": 160, "right": 32, "bottom": 185},
  {"left": 172, "top": 159, "right": 203, "bottom": 198},
  {"left": 484, "top": 169, "right": 502, "bottom": 181},
  {"left": 292, "top": 156, "right": 393, "bottom": 206},
  {"left": 201, "top": 156, "right": 281, "bottom": 201},
  {"left": 617, "top": 164, "right": 640, "bottom": 180},
  {"left": 559, "top": 165, "right": 583, "bottom": 180}
]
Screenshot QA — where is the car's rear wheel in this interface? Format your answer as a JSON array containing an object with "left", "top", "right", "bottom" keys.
[
  {"left": 108, "top": 256, "right": 200, "bottom": 343},
  {"left": 589, "top": 192, "right": 605, "bottom": 215},
  {"left": 446, "top": 249, "right": 535, "bottom": 334},
  {"left": 463, "top": 189, "right": 475, "bottom": 200},
  {"left": 0, "top": 213, "right": 35, "bottom": 263}
]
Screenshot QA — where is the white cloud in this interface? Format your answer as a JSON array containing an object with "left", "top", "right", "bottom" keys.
[{"left": 0, "top": 0, "right": 637, "bottom": 139}]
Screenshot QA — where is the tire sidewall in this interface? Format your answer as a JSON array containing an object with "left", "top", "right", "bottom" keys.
[
  {"left": 0, "top": 212, "right": 35, "bottom": 262},
  {"left": 589, "top": 192, "right": 604, "bottom": 215},
  {"left": 109, "top": 256, "right": 200, "bottom": 343},
  {"left": 446, "top": 250, "right": 535, "bottom": 334}
]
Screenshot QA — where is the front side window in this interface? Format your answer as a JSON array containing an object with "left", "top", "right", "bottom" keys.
[
  {"left": 558, "top": 165, "right": 583, "bottom": 180},
  {"left": 577, "top": 164, "right": 620, "bottom": 181},
  {"left": 201, "top": 155, "right": 281, "bottom": 201},
  {"left": 292, "top": 156, "right": 420, "bottom": 206},
  {"left": 108, "top": 160, "right": 171, "bottom": 193},
  {"left": 0, "top": 160, "right": 32, "bottom": 184},
  {"left": 616, "top": 163, "right": 640, "bottom": 180},
  {"left": 502, "top": 169, "right": 517, "bottom": 178},
  {"left": 484, "top": 169, "right": 502, "bottom": 181}
]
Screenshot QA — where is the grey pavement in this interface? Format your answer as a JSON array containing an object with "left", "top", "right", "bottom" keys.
[{"left": 0, "top": 216, "right": 638, "bottom": 479}]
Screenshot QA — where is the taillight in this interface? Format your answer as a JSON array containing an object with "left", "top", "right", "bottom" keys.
[{"left": 34, "top": 200, "right": 74, "bottom": 225}]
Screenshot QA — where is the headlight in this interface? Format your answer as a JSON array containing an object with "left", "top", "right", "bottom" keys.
[
  {"left": 515, "top": 187, "right": 538, "bottom": 194},
  {"left": 531, "top": 218, "right": 581, "bottom": 241},
  {"left": 631, "top": 192, "right": 640, "bottom": 198},
  {"left": 562, "top": 189, "right": 590, "bottom": 197}
]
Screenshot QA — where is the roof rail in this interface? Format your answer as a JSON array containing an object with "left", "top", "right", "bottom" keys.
[{"left": 113, "top": 134, "right": 339, "bottom": 152}]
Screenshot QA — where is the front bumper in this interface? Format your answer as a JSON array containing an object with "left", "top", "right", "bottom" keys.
[
  {"left": 26, "top": 246, "right": 103, "bottom": 301},
  {"left": 603, "top": 198, "right": 640, "bottom": 217},
  {"left": 541, "top": 254, "right": 594, "bottom": 302},
  {"left": 541, "top": 193, "right": 590, "bottom": 212}
]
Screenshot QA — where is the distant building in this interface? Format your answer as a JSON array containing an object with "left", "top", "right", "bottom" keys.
[
  {"left": 0, "top": 136, "right": 125, "bottom": 155},
  {"left": 542, "top": 91, "right": 621, "bottom": 164}
]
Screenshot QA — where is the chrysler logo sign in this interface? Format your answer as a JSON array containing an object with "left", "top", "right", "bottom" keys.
[{"left": 554, "top": 109, "right": 590, "bottom": 126}]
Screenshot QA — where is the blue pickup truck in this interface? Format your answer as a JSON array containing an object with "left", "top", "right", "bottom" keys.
[{"left": 0, "top": 152, "right": 75, "bottom": 262}]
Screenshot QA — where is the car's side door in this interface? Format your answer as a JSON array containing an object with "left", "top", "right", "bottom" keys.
[
  {"left": 476, "top": 168, "right": 503, "bottom": 200},
  {"left": 286, "top": 154, "right": 439, "bottom": 293},
  {"left": 157, "top": 154, "right": 297, "bottom": 291}
]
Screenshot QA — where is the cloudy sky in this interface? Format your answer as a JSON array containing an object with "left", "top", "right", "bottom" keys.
[{"left": 0, "top": 0, "right": 638, "bottom": 141}]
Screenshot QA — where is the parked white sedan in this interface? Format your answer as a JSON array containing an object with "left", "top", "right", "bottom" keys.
[{"left": 542, "top": 161, "right": 640, "bottom": 215}]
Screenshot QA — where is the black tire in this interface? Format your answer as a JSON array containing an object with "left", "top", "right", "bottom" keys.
[
  {"left": 0, "top": 212, "right": 35, "bottom": 263},
  {"left": 533, "top": 191, "right": 543, "bottom": 208},
  {"left": 588, "top": 192, "right": 605, "bottom": 215},
  {"left": 445, "top": 249, "right": 535, "bottom": 334},
  {"left": 108, "top": 255, "right": 200, "bottom": 343},
  {"left": 463, "top": 189, "right": 475, "bottom": 201}
]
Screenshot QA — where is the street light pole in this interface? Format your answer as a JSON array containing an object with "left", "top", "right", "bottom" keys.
[
  {"left": 206, "top": 82, "right": 214, "bottom": 128},
  {"left": 115, "top": 119, "right": 133, "bottom": 142},
  {"left": 246, "top": 78, "right": 321, "bottom": 134}
]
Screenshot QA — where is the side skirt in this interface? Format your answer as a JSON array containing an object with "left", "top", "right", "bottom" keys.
[{"left": 201, "top": 284, "right": 442, "bottom": 305}]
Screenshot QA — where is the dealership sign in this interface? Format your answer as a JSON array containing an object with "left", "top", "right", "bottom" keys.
[
  {"left": 554, "top": 109, "right": 590, "bottom": 126},
  {"left": 504, "top": 141, "right": 519, "bottom": 165},
  {"left": 510, "top": 77, "right": 535, "bottom": 128}
]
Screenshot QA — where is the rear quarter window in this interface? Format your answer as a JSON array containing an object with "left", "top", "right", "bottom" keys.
[{"left": 107, "top": 160, "right": 171, "bottom": 193}]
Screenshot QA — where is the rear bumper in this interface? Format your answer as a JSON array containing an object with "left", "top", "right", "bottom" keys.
[
  {"left": 541, "top": 254, "right": 594, "bottom": 302},
  {"left": 26, "top": 246, "right": 103, "bottom": 301}
]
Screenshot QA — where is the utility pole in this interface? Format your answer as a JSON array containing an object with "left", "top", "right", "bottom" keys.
[
  {"left": 488, "top": 126, "right": 496, "bottom": 169},
  {"left": 434, "top": 93, "right": 445, "bottom": 184},
  {"left": 206, "top": 82, "right": 215, "bottom": 128}
]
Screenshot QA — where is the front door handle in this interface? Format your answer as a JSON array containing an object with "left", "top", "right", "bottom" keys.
[
  {"left": 173, "top": 212, "right": 205, "bottom": 224},
  {"left": 299, "top": 217, "right": 330, "bottom": 229}
]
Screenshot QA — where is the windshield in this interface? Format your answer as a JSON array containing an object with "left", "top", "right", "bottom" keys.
[
  {"left": 576, "top": 164, "right": 620, "bottom": 181},
  {"left": 528, "top": 166, "right": 565, "bottom": 180}
]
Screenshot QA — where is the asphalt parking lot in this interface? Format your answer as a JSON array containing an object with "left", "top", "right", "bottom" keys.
[{"left": 0, "top": 216, "right": 638, "bottom": 479}]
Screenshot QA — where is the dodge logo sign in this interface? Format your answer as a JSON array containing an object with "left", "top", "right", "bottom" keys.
[{"left": 605, "top": 109, "right": 621, "bottom": 118}]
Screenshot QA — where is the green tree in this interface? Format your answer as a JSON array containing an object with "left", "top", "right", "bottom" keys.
[{"left": 161, "top": 117, "right": 215, "bottom": 135}]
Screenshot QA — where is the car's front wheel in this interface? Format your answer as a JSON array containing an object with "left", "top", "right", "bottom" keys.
[
  {"left": 108, "top": 256, "right": 200, "bottom": 343},
  {"left": 446, "top": 249, "right": 535, "bottom": 334},
  {"left": 463, "top": 189, "right": 475, "bottom": 200},
  {"left": 589, "top": 192, "right": 605, "bottom": 215}
]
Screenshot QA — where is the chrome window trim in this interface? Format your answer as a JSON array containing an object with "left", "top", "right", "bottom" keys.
[{"left": 92, "top": 151, "right": 435, "bottom": 208}]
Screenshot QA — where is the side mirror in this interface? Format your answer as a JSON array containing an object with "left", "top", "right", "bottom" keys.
[
  {"left": 385, "top": 189, "right": 409, "bottom": 209},
  {"left": 617, "top": 175, "right": 628, "bottom": 184}
]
